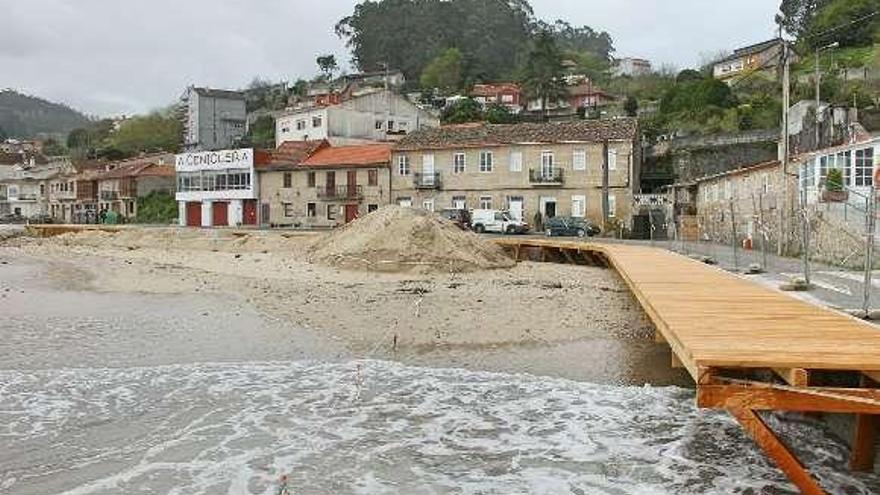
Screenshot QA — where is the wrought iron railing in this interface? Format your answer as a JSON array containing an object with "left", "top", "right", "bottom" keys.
[
  {"left": 413, "top": 172, "right": 442, "bottom": 189},
  {"left": 316, "top": 185, "right": 363, "bottom": 200},
  {"left": 529, "top": 168, "right": 564, "bottom": 184}
]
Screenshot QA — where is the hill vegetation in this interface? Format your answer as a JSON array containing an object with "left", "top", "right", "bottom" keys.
[{"left": 0, "top": 89, "right": 90, "bottom": 139}]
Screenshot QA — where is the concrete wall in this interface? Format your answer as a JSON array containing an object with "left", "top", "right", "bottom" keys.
[
  {"left": 260, "top": 166, "right": 391, "bottom": 228},
  {"left": 189, "top": 92, "right": 247, "bottom": 151}
]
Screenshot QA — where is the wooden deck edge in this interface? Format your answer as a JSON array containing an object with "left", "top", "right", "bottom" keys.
[{"left": 773, "top": 368, "right": 810, "bottom": 387}]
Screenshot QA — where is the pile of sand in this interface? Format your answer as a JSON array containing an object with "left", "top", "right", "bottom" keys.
[{"left": 309, "top": 206, "right": 515, "bottom": 273}]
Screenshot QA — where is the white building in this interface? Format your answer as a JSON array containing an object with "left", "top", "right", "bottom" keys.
[
  {"left": 611, "top": 58, "right": 652, "bottom": 78},
  {"left": 175, "top": 148, "right": 260, "bottom": 227},
  {"left": 182, "top": 87, "right": 247, "bottom": 152},
  {"left": 275, "top": 90, "right": 440, "bottom": 147},
  {"left": 796, "top": 135, "right": 880, "bottom": 205}
]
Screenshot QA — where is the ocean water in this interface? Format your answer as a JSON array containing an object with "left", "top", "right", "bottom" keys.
[{"left": 1, "top": 360, "right": 877, "bottom": 495}]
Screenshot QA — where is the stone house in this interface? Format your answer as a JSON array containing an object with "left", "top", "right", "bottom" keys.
[
  {"left": 259, "top": 143, "right": 391, "bottom": 228},
  {"left": 390, "top": 119, "right": 641, "bottom": 230},
  {"left": 693, "top": 160, "right": 786, "bottom": 245},
  {"left": 275, "top": 90, "right": 440, "bottom": 147},
  {"left": 712, "top": 38, "right": 789, "bottom": 84}
]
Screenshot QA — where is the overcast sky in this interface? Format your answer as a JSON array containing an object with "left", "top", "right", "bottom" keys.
[{"left": 1, "top": 0, "right": 780, "bottom": 118}]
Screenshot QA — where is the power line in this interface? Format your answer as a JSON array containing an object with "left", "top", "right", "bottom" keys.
[{"left": 802, "top": 10, "right": 880, "bottom": 42}]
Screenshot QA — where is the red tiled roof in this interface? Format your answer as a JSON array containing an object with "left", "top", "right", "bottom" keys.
[
  {"left": 258, "top": 140, "right": 330, "bottom": 171},
  {"left": 301, "top": 144, "right": 392, "bottom": 168},
  {"left": 471, "top": 83, "right": 521, "bottom": 97},
  {"left": 97, "top": 162, "right": 174, "bottom": 180}
]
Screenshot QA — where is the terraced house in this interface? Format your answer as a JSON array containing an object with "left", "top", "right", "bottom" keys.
[
  {"left": 259, "top": 142, "right": 391, "bottom": 228},
  {"left": 390, "top": 119, "right": 641, "bottom": 229}
]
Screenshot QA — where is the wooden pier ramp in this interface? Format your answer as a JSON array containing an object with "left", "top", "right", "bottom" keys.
[{"left": 494, "top": 238, "right": 880, "bottom": 495}]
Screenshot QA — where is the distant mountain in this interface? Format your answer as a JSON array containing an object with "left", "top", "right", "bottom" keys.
[{"left": 0, "top": 89, "right": 90, "bottom": 139}]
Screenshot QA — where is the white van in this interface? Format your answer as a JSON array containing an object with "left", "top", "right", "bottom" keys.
[{"left": 471, "top": 209, "right": 529, "bottom": 234}]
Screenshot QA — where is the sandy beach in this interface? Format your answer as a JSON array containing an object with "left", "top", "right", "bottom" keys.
[{"left": 0, "top": 226, "right": 682, "bottom": 384}]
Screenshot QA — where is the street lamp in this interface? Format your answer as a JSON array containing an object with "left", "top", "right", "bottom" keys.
[{"left": 815, "top": 41, "right": 839, "bottom": 148}]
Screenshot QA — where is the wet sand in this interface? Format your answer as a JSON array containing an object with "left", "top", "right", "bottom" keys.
[{"left": 1, "top": 229, "right": 689, "bottom": 385}]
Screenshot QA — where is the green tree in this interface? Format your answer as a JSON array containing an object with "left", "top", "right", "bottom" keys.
[
  {"left": 779, "top": 0, "right": 830, "bottom": 39},
  {"left": 108, "top": 111, "right": 182, "bottom": 156},
  {"left": 316, "top": 54, "right": 339, "bottom": 79},
  {"left": 484, "top": 103, "right": 516, "bottom": 123},
  {"left": 292, "top": 79, "right": 309, "bottom": 97},
  {"left": 519, "top": 31, "right": 568, "bottom": 119},
  {"left": 244, "top": 115, "right": 276, "bottom": 149},
  {"left": 808, "top": 0, "right": 880, "bottom": 48},
  {"left": 336, "top": 0, "right": 541, "bottom": 84},
  {"left": 624, "top": 96, "right": 638, "bottom": 117},
  {"left": 442, "top": 98, "right": 483, "bottom": 124},
  {"left": 537, "top": 19, "right": 614, "bottom": 60},
  {"left": 420, "top": 48, "right": 463, "bottom": 93}
]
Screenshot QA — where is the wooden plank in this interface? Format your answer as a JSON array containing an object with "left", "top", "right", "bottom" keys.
[
  {"left": 671, "top": 353, "right": 684, "bottom": 369},
  {"left": 697, "top": 384, "right": 880, "bottom": 414},
  {"left": 560, "top": 248, "right": 577, "bottom": 265},
  {"left": 728, "top": 407, "right": 826, "bottom": 495},
  {"left": 864, "top": 371, "right": 880, "bottom": 384},
  {"left": 654, "top": 330, "right": 667, "bottom": 343},
  {"left": 773, "top": 368, "right": 810, "bottom": 387},
  {"left": 850, "top": 413, "right": 878, "bottom": 472}
]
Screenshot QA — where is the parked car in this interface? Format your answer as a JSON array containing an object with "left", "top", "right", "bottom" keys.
[
  {"left": 544, "top": 216, "right": 600, "bottom": 238},
  {"left": 29, "top": 214, "right": 56, "bottom": 225},
  {"left": 0, "top": 213, "right": 25, "bottom": 224},
  {"left": 439, "top": 208, "right": 472, "bottom": 231},
  {"left": 471, "top": 209, "right": 529, "bottom": 234}
]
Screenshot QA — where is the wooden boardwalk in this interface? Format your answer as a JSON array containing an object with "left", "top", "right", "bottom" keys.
[{"left": 494, "top": 238, "right": 880, "bottom": 495}]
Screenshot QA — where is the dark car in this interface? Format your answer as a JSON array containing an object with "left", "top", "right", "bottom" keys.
[
  {"left": 439, "top": 208, "right": 472, "bottom": 231},
  {"left": 544, "top": 216, "right": 600, "bottom": 238},
  {"left": 0, "top": 213, "right": 26, "bottom": 224}
]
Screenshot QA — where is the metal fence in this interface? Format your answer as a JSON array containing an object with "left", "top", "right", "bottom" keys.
[{"left": 661, "top": 185, "right": 878, "bottom": 315}]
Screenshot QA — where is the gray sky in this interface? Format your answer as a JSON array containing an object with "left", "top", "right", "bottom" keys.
[{"left": 1, "top": 0, "right": 780, "bottom": 118}]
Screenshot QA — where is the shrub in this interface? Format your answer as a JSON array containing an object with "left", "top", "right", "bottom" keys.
[{"left": 826, "top": 168, "right": 844, "bottom": 191}]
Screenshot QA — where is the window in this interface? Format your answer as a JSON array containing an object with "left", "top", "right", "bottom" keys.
[
  {"left": 307, "top": 171, "right": 316, "bottom": 187},
  {"left": 398, "top": 197, "right": 412, "bottom": 207},
  {"left": 571, "top": 195, "right": 586, "bottom": 217},
  {"left": 501, "top": 94, "right": 514, "bottom": 103},
  {"left": 368, "top": 169, "right": 378, "bottom": 186},
  {"left": 307, "top": 203, "right": 316, "bottom": 217},
  {"left": 296, "top": 120, "right": 306, "bottom": 131},
  {"left": 312, "top": 116, "right": 322, "bottom": 128},
  {"left": 281, "top": 126, "right": 290, "bottom": 133},
  {"left": 608, "top": 149, "right": 618, "bottom": 171},
  {"left": 855, "top": 148, "right": 874, "bottom": 187},
  {"left": 839, "top": 151, "right": 852, "bottom": 186},
  {"left": 608, "top": 194, "right": 617, "bottom": 217},
  {"left": 541, "top": 151, "right": 555, "bottom": 176},
  {"left": 452, "top": 196, "right": 466, "bottom": 209},
  {"left": 283, "top": 203, "right": 294, "bottom": 217},
  {"left": 368, "top": 204, "right": 379, "bottom": 213},
  {"left": 509, "top": 151, "right": 522, "bottom": 172},
  {"left": 327, "top": 204, "right": 337, "bottom": 220},
  {"left": 283, "top": 172, "right": 292, "bottom": 188},
  {"left": 453, "top": 153, "right": 466, "bottom": 174},
  {"left": 398, "top": 155, "right": 411, "bottom": 175},
  {"left": 573, "top": 150, "right": 586, "bottom": 171},
  {"left": 479, "top": 151, "right": 493, "bottom": 172},
  {"left": 422, "top": 199, "right": 435, "bottom": 212},
  {"left": 375, "top": 120, "right": 383, "bottom": 130},
  {"left": 387, "top": 120, "right": 395, "bottom": 131},
  {"left": 479, "top": 195, "right": 492, "bottom": 209}
]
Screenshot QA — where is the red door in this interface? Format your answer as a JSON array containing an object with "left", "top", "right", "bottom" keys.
[
  {"left": 186, "top": 202, "right": 201, "bottom": 227},
  {"left": 243, "top": 199, "right": 257, "bottom": 225},
  {"left": 344, "top": 204, "right": 359, "bottom": 223},
  {"left": 212, "top": 201, "right": 228, "bottom": 227}
]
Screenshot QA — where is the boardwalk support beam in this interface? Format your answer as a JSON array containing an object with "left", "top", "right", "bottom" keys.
[{"left": 728, "top": 407, "right": 827, "bottom": 495}]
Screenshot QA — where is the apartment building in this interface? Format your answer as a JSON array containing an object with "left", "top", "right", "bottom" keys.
[
  {"left": 259, "top": 143, "right": 391, "bottom": 228},
  {"left": 390, "top": 119, "right": 640, "bottom": 228},
  {"left": 275, "top": 90, "right": 440, "bottom": 147},
  {"left": 182, "top": 86, "right": 247, "bottom": 151}
]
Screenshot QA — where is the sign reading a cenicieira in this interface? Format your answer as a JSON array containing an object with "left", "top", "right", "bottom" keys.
[{"left": 175, "top": 148, "right": 253, "bottom": 172}]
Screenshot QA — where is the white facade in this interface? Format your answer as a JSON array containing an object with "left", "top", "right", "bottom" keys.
[
  {"left": 275, "top": 90, "right": 440, "bottom": 147},
  {"left": 797, "top": 138, "right": 880, "bottom": 205},
  {"left": 174, "top": 148, "right": 258, "bottom": 227}
]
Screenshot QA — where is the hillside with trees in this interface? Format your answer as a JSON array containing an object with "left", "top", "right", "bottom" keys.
[
  {"left": 335, "top": 0, "right": 614, "bottom": 91},
  {"left": 0, "top": 89, "right": 90, "bottom": 139}
]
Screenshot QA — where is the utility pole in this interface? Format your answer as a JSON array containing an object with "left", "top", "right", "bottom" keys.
[
  {"left": 779, "top": 37, "right": 791, "bottom": 256},
  {"left": 602, "top": 140, "right": 610, "bottom": 229}
]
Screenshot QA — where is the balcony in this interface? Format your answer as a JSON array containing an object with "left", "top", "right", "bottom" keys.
[
  {"left": 413, "top": 172, "right": 442, "bottom": 189},
  {"left": 16, "top": 193, "right": 38, "bottom": 201},
  {"left": 316, "top": 185, "right": 363, "bottom": 201},
  {"left": 100, "top": 190, "right": 119, "bottom": 201},
  {"left": 529, "top": 168, "right": 564, "bottom": 186}
]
